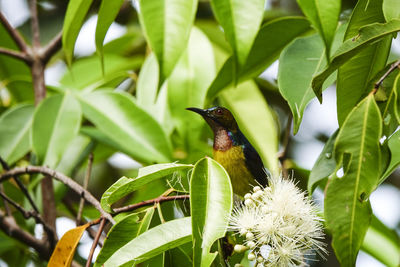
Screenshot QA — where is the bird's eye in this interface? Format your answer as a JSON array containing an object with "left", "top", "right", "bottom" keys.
[{"left": 216, "top": 108, "right": 223, "bottom": 115}]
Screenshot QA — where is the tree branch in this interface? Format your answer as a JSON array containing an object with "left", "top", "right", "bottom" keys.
[
  {"left": 77, "top": 153, "right": 93, "bottom": 225},
  {"left": 0, "top": 210, "right": 50, "bottom": 259},
  {"left": 113, "top": 195, "right": 190, "bottom": 214},
  {"left": 86, "top": 217, "right": 106, "bottom": 267},
  {"left": 0, "top": 157, "right": 40, "bottom": 213},
  {"left": 29, "top": 0, "right": 40, "bottom": 48},
  {"left": 0, "top": 166, "right": 115, "bottom": 224},
  {"left": 0, "top": 47, "right": 31, "bottom": 63},
  {"left": 41, "top": 31, "right": 62, "bottom": 64},
  {"left": 0, "top": 12, "right": 28, "bottom": 52},
  {"left": 278, "top": 114, "right": 293, "bottom": 178},
  {"left": 374, "top": 59, "right": 400, "bottom": 92},
  {"left": 0, "top": 184, "right": 11, "bottom": 217},
  {"left": 0, "top": 191, "right": 57, "bottom": 248}
]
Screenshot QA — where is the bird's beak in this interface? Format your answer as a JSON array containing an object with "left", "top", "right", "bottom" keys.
[{"left": 186, "top": 107, "right": 208, "bottom": 117}]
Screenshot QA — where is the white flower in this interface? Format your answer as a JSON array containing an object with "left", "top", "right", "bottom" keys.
[{"left": 229, "top": 175, "right": 326, "bottom": 266}]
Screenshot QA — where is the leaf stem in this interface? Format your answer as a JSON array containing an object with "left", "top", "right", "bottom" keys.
[
  {"left": 113, "top": 195, "right": 190, "bottom": 214},
  {"left": 86, "top": 217, "right": 106, "bottom": 267}
]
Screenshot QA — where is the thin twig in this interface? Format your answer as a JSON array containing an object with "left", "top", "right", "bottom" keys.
[
  {"left": 0, "top": 190, "right": 57, "bottom": 248},
  {"left": 0, "top": 157, "right": 39, "bottom": 213},
  {"left": 0, "top": 209, "right": 50, "bottom": 259},
  {"left": 0, "top": 12, "right": 28, "bottom": 52},
  {"left": 374, "top": 59, "right": 400, "bottom": 93},
  {"left": 0, "top": 184, "right": 11, "bottom": 216},
  {"left": 77, "top": 153, "right": 94, "bottom": 226},
  {"left": 113, "top": 195, "right": 190, "bottom": 214},
  {"left": 63, "top": 198, "right": 104, "bottom": 247},
  {"left": 86, "top": 217, "right": 106, "bottom": 267},
  {"left": 0, "top": 47, "right": 31, "bottom": 62},
  {"left": 0, "top": 166, "right": 115, "bottom": 224},
  {"left": 29, "top": 0, "right": 40, "bottom": 48},
  {"left": 41, "top": 31, "right": 62, "bottom": 64},
  {"left": 278, "top": 114, "right": 293, "bottom": 178}
]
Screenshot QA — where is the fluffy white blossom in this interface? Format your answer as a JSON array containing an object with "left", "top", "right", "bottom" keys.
[{"left": 229, "top": 175, "right": 326, "bottom": 266}]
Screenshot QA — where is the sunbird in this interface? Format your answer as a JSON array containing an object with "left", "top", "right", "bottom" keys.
[{"left": 187, "top": 106, "right": 269, "bottom": 196}]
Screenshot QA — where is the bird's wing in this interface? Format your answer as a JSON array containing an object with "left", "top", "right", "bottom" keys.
[{"left": 239, "top": 132, "right": 269, "bottom": 187}]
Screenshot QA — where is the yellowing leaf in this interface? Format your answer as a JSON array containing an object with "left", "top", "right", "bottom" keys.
[{"left": 48, "top": 223, "right": 90, "bottom": 267}]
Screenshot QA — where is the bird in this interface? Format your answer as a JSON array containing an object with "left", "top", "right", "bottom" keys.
[{"left": 187, "top": 106, "right": 269, "bottom": 196}]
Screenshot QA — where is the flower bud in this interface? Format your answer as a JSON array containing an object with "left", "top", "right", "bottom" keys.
[
  {"left": 246, "top": 232, "right": 254, "bottom": 240},
  {"left": 248, "top": 252, "right": 256, "bottom": 261},
  {"left": 247, "top": 241, "right": 256, "bottom": 249},
  {"left": 234, "top": 244, "right": 248, "bottom": 253},
  {"left": 253, "top": 186, "right": 261, "bottom": 192}
]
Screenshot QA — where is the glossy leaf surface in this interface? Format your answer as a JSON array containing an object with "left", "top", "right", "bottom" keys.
[
  {"left": 190, "top": 157, "right": 232, "bottom": 266},
  {"left": 79, "top": 91, "right": 172, "bottom": 164},
  {"left": 31, "top": 93, "right": 82, "bottom": 168},
  {"left": 325, "top": 95, "right": 382, "bottom": 266},
  {"left": 0, "top": 104, "right": 34, "bottom": 165},
  {"left": 103, "top": 217, "right": 192, "bottom": 266},
  {"left": 138, "top": 0, "right": 198, "bottom": 80}
]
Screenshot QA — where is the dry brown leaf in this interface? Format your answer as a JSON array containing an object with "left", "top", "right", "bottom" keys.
[{"left": 48, "top": 222, "right": 90, "bottom": 267}]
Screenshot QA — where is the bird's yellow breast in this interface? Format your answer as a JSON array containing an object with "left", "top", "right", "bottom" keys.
[{"left": 213, "top": 146, "right": 256, "bottom": 196}]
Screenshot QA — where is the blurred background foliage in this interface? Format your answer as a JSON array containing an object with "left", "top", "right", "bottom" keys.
[{"left": 0, "top": 0, "right": 400, "bottom": 266}]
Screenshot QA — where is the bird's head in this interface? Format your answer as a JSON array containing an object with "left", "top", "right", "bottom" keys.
[{"left": 186, "top": 106, "right": 238, "bottom": 132}]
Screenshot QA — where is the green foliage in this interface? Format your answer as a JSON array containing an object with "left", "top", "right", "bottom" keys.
[
  {"left": 31, "top": 93, "right": 82, "bottom": 168},
  {"left": 210, "top": 0, "right": 265, "bottom": 74},
  {"left": 62, "top": 0, "right": 94, "bottom": 65},
  {"left": 0, "top": 104, "right": 34, "bottom": 165},
  {"left": 138, "top": 0, "right": 198, "bottom": 81},
  {"left": 325, "top": 95, "right": 382, "bottom": 266},
  {"left": 297, "top": 0, "right": 340, "bottom": 59},
  {"left": 79, "top": 91, "right": 172, "bottom": 164},
  {"left": 102, "top": 217, "right": 192, "bottom": 266},
  {"left": 190, "top": 157, "right": 232, "bottom": 266},
  {"left": 1, "top": 0, "right": 400, "bottom": 266},
  {"left": 100, "top": 163, "right": 192, "bottom": 212},
  {"left": 278, "top": 34, "right": 334, "bottom": 134}
]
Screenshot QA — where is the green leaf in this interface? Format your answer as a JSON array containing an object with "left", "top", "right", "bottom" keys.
[
  {"left": 219, "top": 80, "right": 279, "bottom": 175},
  {"left": 95, "top": 208, "right": 155, "bottom": 267},
  {"left": 60, "top": 54, "right": 143, "bottom": 91},
  {"left": 0, "top": 104, "right": 34, "bottom": 165},
  {"left": 103, "top": 217, "right": 192, "bottom": 266},
  {"left": 278, "top": 34, "right": 335, "bottom": 134},
  {"left": 78, "top": 91, "right": 172, "bottom": 164},
  {"left": 308, "top": 130, "right": 338, "bottom": 193},
  {"left": 101, "top": 163, "right": 193, "bottom": 212},
  {"left": 95, "top": 0, "right": 125, "bottom": 63},
  {"left": 335, "top": 0, "right": 391, "bottom": 125},
  {"left": 190, "top": 157, "right": 233, "bottom": 267},
  {"left": 31, "top": 93, "right": 82, "bottom": 168},
  {"left": 55, "top": 134, "right": 92, "bottom": 176},
  {"left": 136, "top": 53, "right": 159, "bottom": 113},
  {"left": 167, "top": 27, "right": 215, "bottom": 154},
  {"left": 362, "top": 215, "right": 400, "bottom": 267},
  {"left": 207, "top": 17, "right": 310, "bottom": 100},
  {"left": 210, "top": 0, "right": 265, "bottom": 68},
  {"left": 62, "top": 0, "right": 94, "bottom": 65},
  {"left": 381, "top": 130, "right": 400, "bottom": 180},
  {"left": 312, "top": 20, "right": 400, "bottom": 103},
  {"left": 383, "top": 0, "right": 400, "bottom": 21},
  {"left": 297, "top": 0, "right": 340, "bottom": 57},
  {"left": 138, "top": 0, "right": 198, "bottom": 81},
  {"left": 363, "top": 217, "right": 400, "bottom": 266},
  {"left": 325, "top": 94, "right": 382, "bottom": 266}
]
